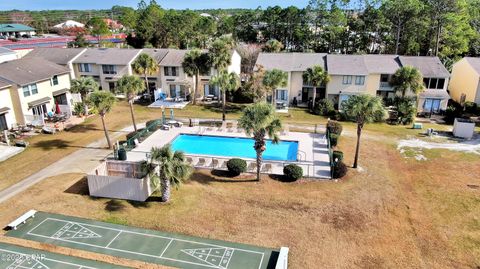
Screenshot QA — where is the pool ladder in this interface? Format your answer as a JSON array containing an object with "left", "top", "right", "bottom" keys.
[{"left": 297, "top": 150, "right": 306, "bottom": 161}]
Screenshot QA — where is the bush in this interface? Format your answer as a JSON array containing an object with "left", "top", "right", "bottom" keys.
[
  {"left": 73, "top": 102, "right": 85, "bottom": 116},
  {"left": 329, "top": 133, "right": 339, "bottom": 147},
  {"left": 313, "top": 99, "right": 335, "bottom": 116},
  {"left": 333, "top": 161, "right": 348, "bottom": 179},
  {"left": 464, "top": 101, "right": 479, "bottom": 115},
  {"left": 226, "top": 158, "right": 247, "bottom": 176},
  {"left": 126, "top": 128, "right": 144, "bottom": 140},
  {"left": 394, "top": 97, "right": 416, "bottom": 125},
  {"left": 283, "top": 164, "right": 303, "bottom": 181},
  {"left": 444, "top": 105, "right": 462, "bottom": 124},
  {"left": 332, "top": 150, "right": 343, "bottom": 163},
  {"left": 146, "top": 119, "right": 161, "bottom": 131},
  {"left": 327, "top": 121, "right": 343, "bottom": 135}
]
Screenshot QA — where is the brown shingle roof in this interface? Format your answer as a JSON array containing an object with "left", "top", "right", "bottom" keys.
[
  {"left": 0, "top": 57, "right": 69, "bottom": 86},
  {"left": 327, "top": 55, "right": 368, "bottom": 75},
  {"left": 464, "top": 57, "right": 480, "bottom": 75},
  {"left": 159, "top": 49, "right": 189, "bottom": 67},
  {"left": 25, "top": 48, "right": 86, "bottom": 65},
  {"left": 398, "top": 56, "right": 450, "bottom": 78},
  {"left": 256, "top": 53, "right": 327, "bottom": 71},
  {"left": 141, "top": 48, "right": 170, "bottom": 63},
  {"left": 0, "top": 78, "right": 11, "bottom": 89},
  {"left": 73, "top": 48, "right": 141, "bottom": 65}
]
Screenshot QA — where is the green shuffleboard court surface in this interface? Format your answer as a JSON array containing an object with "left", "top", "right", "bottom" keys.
[
  {"left": 7, "top": 212, "right": 279, "bottom": 269},
  {"left": 0, "top": 242, "right": 128, "bottom": 269}
]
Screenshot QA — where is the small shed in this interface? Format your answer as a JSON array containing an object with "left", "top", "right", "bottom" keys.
[
  {"left": 87, "top": 160, "right": 156, "bottom": 202},
  {"left": 452, "top": 118, "right": 476, "bottom": 139}
]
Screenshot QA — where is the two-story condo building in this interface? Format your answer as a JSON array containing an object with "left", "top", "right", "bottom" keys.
[
  {"left": 256, "top": 53, "right": 450, "bottom": 113},
  {"left": 72, "top": 48, "right": 142, "bottom": 92},
  {"left": 449, "top": 57, "right": 480, "bottom": 105},
  {"left": 0, "top": 57, "right": 72, "bottom": 126},
  {"left": 24, "top": 48, "right": 87, "bottom": 79}
]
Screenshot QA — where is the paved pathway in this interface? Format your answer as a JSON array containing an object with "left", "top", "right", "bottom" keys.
[{"left": 0, "top": 125, "right": 138, "bottom": 204}]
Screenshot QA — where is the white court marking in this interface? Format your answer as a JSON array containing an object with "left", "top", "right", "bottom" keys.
[
  {"left": 26, "top": 217, "right": 265, "bottom": 269},
  {"left": 0, "top": 248, "right": 97, "bottom": 269},
  {"left": 180, "top": 247, "right": 234, "bottom": 269}
]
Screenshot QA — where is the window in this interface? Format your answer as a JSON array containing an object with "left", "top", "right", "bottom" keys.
[
  {"left": 22, "top": 84, "right": 38, "bottom": 97},
  {"left": 276, "top": 89, "right": 288, "bottom": 101},
  {"left": 102, "top": 65, "right": 117, "bottom": 75},
  {"left": 355, "top": 76, "right": 365, "bottom": 85},
  {"left": 380, "top": 74, "right": 389, "bottom": 83},
  {"left": 51, "top": 75, "right": 58, "bottom": 86},
  {"left": 164, "top": 66, "right": 178, "bottom": 77},
  {"left": 169, "top": 84, "right": 177, "bottom": 97},
  {"left": 342, "top": 75, "right": 352, "bottom": 84},
  {"left": 79, "top": 63, "right": 91, "bottom": 72},
  {"left": 423, "top": 78, "right": 446, "bottom": 89}
]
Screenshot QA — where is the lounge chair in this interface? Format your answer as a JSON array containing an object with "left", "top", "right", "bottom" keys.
[
  {"left": 186, "top": 157, "right": 194, "bottom": 165},
  {"left": 196, "top": 158, "right": 206, "bottom": 167},
  {"left": 161, "top": 124, "right": 170, "bottom": 130},
  {"left": 212, "top": 159, "right": 219, "bottom": 168},
  {"left": 217, "top": 122, "right": 226, "bottom": 132},
  {"left": 261, "top": 163, "right": 272, "bottom": 173},
  {"left": 219, "top": 160, "right": 227, "bottom": 170},
  {"left": 248, "top": 162, "right": 257, "bottom": 172}
]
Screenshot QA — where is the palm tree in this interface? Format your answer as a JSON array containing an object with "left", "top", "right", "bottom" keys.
[
  {"left": 209, "top": 38, "right": 233, "bottom": 73},
  {"left": 262, "top": 39, "right": 284, "bottom": 52},
  {"left": 148, "top": 145, "right": 192, "bottom": 202},
  {"left": 70, "top": 77, "right": 99, "bottom": 116},
  {"left": 263, "top": 69, "right": 288, "bottom": 105},
  {"left": 132, "top": 53, "right": 159, "bottom": 101},
  {"left": 238, "top": 102, "right": 282, "bottom": 181},
  {"left": 391, "top": 66, "right": 424, "bottom": 97},
  {"left": 341, "top": 94, "right": 386, "bottom": 169},
  {"left": 182, "top": 49, "right": 211, "bottom": 105},
  {"left": 116, "top": 75, "right": 145, "bottom": 132},
  {"left": 303, "top": 65, "right": 330, "bottom": 111},
  {"left": 88, "top": 91, "right": 116, "bottom": 149},
  {"left": 210, "top": 71, "right": 240, "bottom": 122}
]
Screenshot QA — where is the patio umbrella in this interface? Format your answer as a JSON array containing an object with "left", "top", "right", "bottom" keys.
[
  {"left": 161, "top": 109, "right": 166, "bottom": 125},
  {"left": 55, "top": 102, "right": 61, "bottom": 114},
  {"left": 170, "top": 108, "right": 174, "bottom": 120}
]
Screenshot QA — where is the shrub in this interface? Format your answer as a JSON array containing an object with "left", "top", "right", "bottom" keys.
[
  {"left": 126, "top": 128, "right": 144, "bottom": 140},
  {"left": 394, "top": 97, "right": 416, "bottom": 125},
  {"left": 444, "top": 105, "right": 462, "bottom": 124},
  {"left": 329, "top": 133, "right": 339, "bottom": 147},
  {"left": 73, "top": 102, "right": 85, "bottom": 116},
  {"left": 146, "top": 119, "right": 161, "bottom": 131},
  {"left": 464, "top": 101, "right": 479, "bottom": 115},
  {"left": 313, "top": 99, "right": 335, "bottom": 116},
  {"left": 226, "top": 158, "right": 247, "bottom": 176},
  {"left": 327, "top": 121, "right": 343, "bottom": 135},
  {"left": 146, "top": 119, "right": 160, "bottom": 127},
  {"left": 333, "top": 161, "right": 348, "bottom": 179},
  {"left": 332, "top": 150, "right": 343, "bottom": 163},
  {"left": 283, "top": 164, "right": 303, "bottom": 181}
]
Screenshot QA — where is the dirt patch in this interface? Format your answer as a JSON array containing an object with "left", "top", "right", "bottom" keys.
[{"left": 320, "top": 205, "right": 368, "bottom": 231}]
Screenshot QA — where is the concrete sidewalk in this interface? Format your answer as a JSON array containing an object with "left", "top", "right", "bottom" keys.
[{"left": 0, "top": 124, "right": 140, "bottom": 204}]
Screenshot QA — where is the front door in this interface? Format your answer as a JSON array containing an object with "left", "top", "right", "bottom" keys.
[
  {"left": 301, "top": 88, "right": 309, "bottom": 102},
  {"left": 0, "top": 114, "right": 7, "bottom": 131}
]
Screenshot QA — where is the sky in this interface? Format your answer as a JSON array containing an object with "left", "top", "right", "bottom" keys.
[{"left": 0, "top": 0, "right": 311, "bottom": 11}]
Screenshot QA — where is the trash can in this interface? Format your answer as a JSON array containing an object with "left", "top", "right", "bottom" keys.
[{"left": 117, "top": 148, "right": 127, "bottom": 161}]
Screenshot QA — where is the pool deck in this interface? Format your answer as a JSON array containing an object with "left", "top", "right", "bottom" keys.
[{"left": 127, "top": 125, "right": 331, "bottom": 179}]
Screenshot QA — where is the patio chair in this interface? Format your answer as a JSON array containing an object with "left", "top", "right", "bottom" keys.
[
  {"left": 217, "top": 122, "right": 226, "bottom": 132},
  {"left": 161, "top": 124, "right": 170, "bottom": 130},
  {"left": 212, "top": 159, "right": 219, "bottom": 168},
  {"left": 248, "top": 162, "right": 257, "bottom": 172},
  {"left": 186, "top": 157, "right": 194, "bottom": 165},
  {"left": 261, "top": 163, "right": 272, "bottom": 173},
  {"left": 196, "top": 158, "right": 206, "bottom": 167}
]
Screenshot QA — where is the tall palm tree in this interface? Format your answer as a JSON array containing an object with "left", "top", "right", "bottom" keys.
[
  {"left": 70, "top": 77, "right": 99, "bottom": 116},
  {"left": 238, "top": 102, "right": 282, "bottom": 181},
  {"left": 116, "top": 75, "right": 145, "bottom": 132},
  {"left": 263, "top": 69, "right": 288, "bottom": 105},
  {"left": 391, "top": 66, "right": 424, "bottom": 97},
  {"left": 210, "top": 71, "right": 240, "bottom": 122},
  {"left": 303, "top": 65, "right": 330, "bottom": 111},
  {"left": 182, "top": 49, "right": 211, "bottom": 105},
  {"left": 149, "top": 145, "right": 192, "bottom": 202},
  {"left": 341, "top": 94, "right": 386, "bottom": 169},
  {"left": 88, "top": 91, "right": 116, "bottom": 149},
  {"left": 209, "top": 38, "right": 234, "bottom": 106},
  {"left": 132, "top": 53, "right": 159, "bottom": 101}
]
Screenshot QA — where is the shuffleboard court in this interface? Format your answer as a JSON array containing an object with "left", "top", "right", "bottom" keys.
[
  {"left": 7, "top": 212, "right": 279, "bottom": 269},
  {"left": 0, "top": 242, "right": 128, "bottom": 269}
]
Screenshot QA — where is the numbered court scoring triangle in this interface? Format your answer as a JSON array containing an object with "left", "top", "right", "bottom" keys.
[
  {"left": 52, "top": 222, "right": 102, "bottom": 240},
  {"left": 181, "top": 247, "right": 233, "bottom": 269}
]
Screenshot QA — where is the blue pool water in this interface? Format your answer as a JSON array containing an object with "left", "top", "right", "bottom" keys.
[{"left": 171, "top": 134, "right": 298, "bottom": 161}]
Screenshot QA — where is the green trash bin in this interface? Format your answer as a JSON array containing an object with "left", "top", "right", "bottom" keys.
[{"left": 118, "top": 148, "right": 127, "bottom": 161}]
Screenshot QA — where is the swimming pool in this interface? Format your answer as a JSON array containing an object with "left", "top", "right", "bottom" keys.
[{"left": 171, "top": 134, "right": 298, "bottom": 161}]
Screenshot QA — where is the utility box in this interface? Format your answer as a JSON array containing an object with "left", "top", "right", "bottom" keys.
[{"left": 453, "top": 118, "right": 476, "bottom": 139}]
